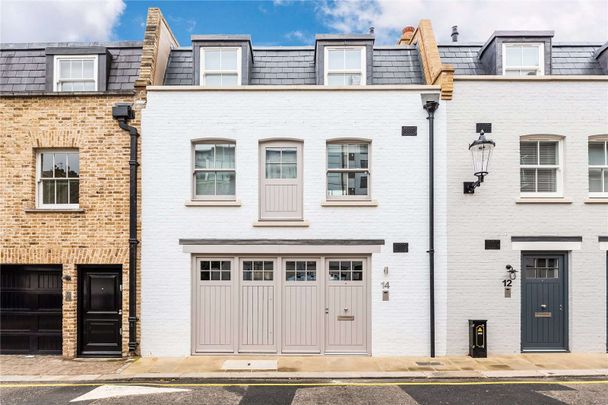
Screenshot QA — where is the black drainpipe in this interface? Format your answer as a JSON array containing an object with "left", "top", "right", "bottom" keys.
[
  {"left": 112, "top": 103, "right": 139, "bottom": 353},
  {"left": 423, "top": 98, "right": 439, "bottom": 358}
]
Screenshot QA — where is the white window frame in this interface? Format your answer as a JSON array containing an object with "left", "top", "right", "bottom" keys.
[
  {"left": 519, "top": 136, "right": 564, "bottom": 198},
  {"left": 53, "top": 55, "right": 98, "bottom": 92},
  {"left": 191, "top": 140, "right": 237, "bottom": 201},
  {"left": 588, "top": 139, "right": 608, "bottom": 197},
  {"left": 199, "top": 47, "right": 242, "bottom": 86},
  {"left": 36, "top": 149, "right": 80, "bottom": 209},
  {"left": 502, "top": 43, "right": 544, "bottom": 76},
  {"left": 324, "top": 46, "right": 366, "bottom": 86},
  {"left": 326, "top": 139, "right": 371, "bottom": 200}
]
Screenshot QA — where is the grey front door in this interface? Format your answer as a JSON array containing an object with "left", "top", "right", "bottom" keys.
[{"left": 521, "top": 253, "right": 567, "bottom": 351}]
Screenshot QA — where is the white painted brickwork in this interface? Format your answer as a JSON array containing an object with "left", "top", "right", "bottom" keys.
[
  {"left": 445, "top": 80, "right": 608, "bottom": 355},
  {"left": 141, "top": 89, "right": 447, "bottom": 357}
]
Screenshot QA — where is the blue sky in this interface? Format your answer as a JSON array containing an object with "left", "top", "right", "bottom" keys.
[{"left": 1, "top": 1, "right": 607, "bottom": 46}]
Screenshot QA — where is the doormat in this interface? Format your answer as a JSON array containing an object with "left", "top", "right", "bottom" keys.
[{"left": 221, "top": 360, "right": 278, "bottom": 371}]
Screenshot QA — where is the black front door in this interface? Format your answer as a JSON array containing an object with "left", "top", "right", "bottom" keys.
[
  {"left": 78, "top": 266, "right": 122, "bottom": 357},
  {"left": 521, "top": 253, "right": 567, "bottom": 351}
]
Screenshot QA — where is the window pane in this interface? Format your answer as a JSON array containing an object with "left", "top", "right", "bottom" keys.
[
  {"left": 70, "top": 60, "right": 83, "bottom": 79},
  {"left": 67, "top": 153, "right": 79, "bottom": 178},
  {"left": 328, "top": 49, "right": 344, "bottom": 70},
  {"left": 59, "top": 60, "right": 71, "bottom": 79},
  {"left": 349, "top": 144, "right": 368, "bottom": 169},
  {"left": 201, "top": 261, "right": 210, "bottom": 270},
  {"left": 253, "top": 271, "right": 263, "bottom": 281},
  {"left": 54, "top": 153, "right": 67, "bottom": 177},
  {"left": 221, "top": 74, "right": 238, "bottom": 86},
  {"left": 215, "top": 144, "right": 235, "bottom": 169},
  {"left": 204, "top": 73, "right": 222, "bottom": 86},
  {"left": 344, "top": 49, "right": 361, "bottom": 69},
  {"left": 605, "top": 169, "right": 608, "bottom": 192},
  {"left": 520, "top": 142, "right": 538, "bottom": 165},
  {"left": 327, "top": 172, "right": 347, "bottom": 196},
  {"left": 69, "top": 180, "right": 79, "bottom": 204},
  {"left": 504, "top": 69, "right": 522, "bottom": 76},
  {"left": 60, "top": 82, "right": 73, "bottom": 91},
  {"left": 589, "top": 168, "right": 603, "bottom": 192},
  {"left": 215, "top": 171, "right": 235, "bottom": 195},
  {"left": 195, "top": 144, "right": 214, "bottom": 169},
  {"left": 520, "top": 168, "right": 536, "bottom": 192},
  {"left": 243, "top": 261, "right": 252, "bottom": 271},
  {"left": 221, "top": 271, "right": 230, "bottom": 281},
  {"left": 328, "top": 144, "right": 347, "bottom": 169},
  {"left": 266, "top": 149, "right": 281, "bottom": 163},
  {"left": 282, "top": 148, "right": 297, "bottom": 163},
  {"left": 351, "top": 172, "right": 368, "bottom": 195},
  {"left": 221, "top": 49, "right": 238, "bottom": 70},
  {"left": 195, "top": 172, "right": 216, "bottom": 195},
  {"left": 327, "top": 73, "right": 346, "bottom": 85},
  {"left": 201, "top": 271, "right": 210, "bottom": 281},
  {"left": 56, "top": 180, "right": 68, "bottom": 204},
  {"left": 522, "top": 69, "right": 538, "bottom": 76},
  {"left": 281, "top": 163, "right": 297, "bottom": 179},
  {"left": 505, "top": 46, "right": 522, "bottom": 67},
  {"left": 243, "top": 271, "right": 252, "bottom": 281},
  {"left": 266, "top": 163, "right": 281, "bottom": 179},
  {"left": 522, "top": 46, "right": 539, "bottom": 66},
  {"left": 83, "top": 60, "right": 94, "bottom": 79},
  {"left": 589, "top": 142, "right": 606, "bottom": 165},
  {"left": 286, "top": 261, "right": 295, "bottom": 271},
  {"left": 537, "top": 168, "right": 557, "bottom": 192},
  {"left": 83, "top": 81, "right": 96, "bottom": 91},
  {"left": 539, "top": 142, "right": 558, "bottom": 165},
  {"left": 286, "top": 271, "right": 295, "bottom": 281},
  {"left": 42, "top": 180, "right": 55, "bottom": 204},
  {"left": 204, "top": 49, "right": 221, "bottom": 70},
  {"left": 345, "top": 74, "right": 361, "bottom": 85},
  {"left": 211, "top": 261, "right": 220, "bottom": 270},
  {"left": 41, "top": 153, "right": 54, "bottom": 178}
]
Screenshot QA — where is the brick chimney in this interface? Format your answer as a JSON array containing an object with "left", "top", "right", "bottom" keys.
[{"left": 397, "top": 26, "right": 415, "bottom": 45}]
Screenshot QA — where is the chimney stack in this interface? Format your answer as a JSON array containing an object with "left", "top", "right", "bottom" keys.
[
  {"left": 398, "top": 26, "right": 415, "bottom": 45},
  {"left": 451, "top": 25, "right": 459, "bottom": 42}
]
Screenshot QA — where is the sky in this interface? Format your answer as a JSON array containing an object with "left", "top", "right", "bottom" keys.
[{"left": 1, "top": 0, "right": 607, "bottom": 46}]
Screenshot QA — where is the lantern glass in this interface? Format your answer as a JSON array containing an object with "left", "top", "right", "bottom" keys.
[{"left": 469, "top": 133, "right": 495, "bottom": 177}]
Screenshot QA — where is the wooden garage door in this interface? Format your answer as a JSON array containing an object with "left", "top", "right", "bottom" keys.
[{"left": 0, "top": 265, "right": 62, "bottom": 354}]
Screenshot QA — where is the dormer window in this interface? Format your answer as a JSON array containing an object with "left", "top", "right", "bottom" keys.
[
  {"left": 200, "top": 47, "right": 241, "bottom": 86},
  {"left": 53, "top": 55, "right": 98, "bottom": 91},
  {"left": 503, "top": 43, "right": 544, "bottom": 76},
  {"left": 324, "top": 47, "right": 366, "bottom": 86}
]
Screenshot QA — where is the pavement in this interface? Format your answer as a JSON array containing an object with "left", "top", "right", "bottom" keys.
[
  {"left": 1, "top": 378, "right": 608, "bottom": 404},
  {"left": 1, "top": 353, "right": 607, "bottom": 381}
]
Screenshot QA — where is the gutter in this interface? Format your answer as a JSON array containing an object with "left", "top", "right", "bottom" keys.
[{"left": 112, "top": 103, "right": 139, "bottom": 353}]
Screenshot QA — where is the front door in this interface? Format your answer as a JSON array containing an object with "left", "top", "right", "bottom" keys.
[
  {"left": 78, "top": 267, "right": 122, "bottom": 357},
  {"left": 282, "top": 258, "right": 321, "bottom": 353},
  {"left": 521, "top": 253, "right": 567, "bottom": 351},
  {"left": 325, "top": 258, "right": 367, "bottom": 353}
]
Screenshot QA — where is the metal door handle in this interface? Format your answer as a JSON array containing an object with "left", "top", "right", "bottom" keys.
[
  {"left": 118, "top": 309, "right": 122, "bottom": 315},
  {"left": 540, "top": 304, "right": 547, "bottom": 309},
  {"left": 325, "top": 308, "right": 329, "bottom": 314},
  {"left": 344, "top": 308, "right": 349, "bottom": 313},
  {"left": 559, "top": 305, "right": 563, "bottom": 311}
]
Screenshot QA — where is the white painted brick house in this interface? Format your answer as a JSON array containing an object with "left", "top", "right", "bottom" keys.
[{"left": 141, "top": 34, "right": 448, "bottom": 356}]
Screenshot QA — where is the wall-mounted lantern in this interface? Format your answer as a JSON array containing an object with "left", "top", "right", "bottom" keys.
[{"left": 463, "top": 130, "right": 495, "bottom": 194}]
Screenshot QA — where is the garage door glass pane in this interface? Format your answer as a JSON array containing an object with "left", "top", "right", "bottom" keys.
[
  {"left": 329, "top": 260, "right": 363, "bottom": 281},
  {"left": 243, "top": 261, "right": 273, "bottom": 281},
  {"left": 200, "top": 260, "right": 230, "bottom": 281}
]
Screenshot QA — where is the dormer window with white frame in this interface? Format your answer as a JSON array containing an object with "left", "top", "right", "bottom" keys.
[
  {"left": 53, "top": 55, "right": 98, "bottom": 91},
  {"left": 200, "top": 47, "right": 241, "bottom": 86},
  {"left": 324, "top": 47, "right": 366, "bottom": 86},
  {"left": 503, "top": 43, "right": 544, "bottom": 76}
]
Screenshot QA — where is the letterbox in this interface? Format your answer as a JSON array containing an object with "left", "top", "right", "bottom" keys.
[{"left": 469, "top": 320, "right": 487, "bottom": 358}]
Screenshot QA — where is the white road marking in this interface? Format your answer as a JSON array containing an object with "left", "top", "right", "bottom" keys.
[{"left": 69, "top": 384, "right": 190, "bottom": 402}]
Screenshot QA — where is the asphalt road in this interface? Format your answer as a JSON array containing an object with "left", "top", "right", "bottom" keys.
[{"left": 1, "top": 378, "right": 607, "bottom": 405}]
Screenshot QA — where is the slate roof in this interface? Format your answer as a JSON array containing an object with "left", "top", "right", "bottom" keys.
[
  {"left": 0, "top": 41, "right": 142, "bottom": 93},
  {"left": 438, "top": 43, "right": 605, "bottom": 75},
  {"left": 164, "top": 46, "right": 425, "bottom": 85}
]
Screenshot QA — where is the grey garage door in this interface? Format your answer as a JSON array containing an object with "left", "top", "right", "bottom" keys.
[
  {"left": 0, "top": 265, "right": 63, "bottom": 354},
  {"left": 521, "top": 254, "right": 567, "bottom": 351}
]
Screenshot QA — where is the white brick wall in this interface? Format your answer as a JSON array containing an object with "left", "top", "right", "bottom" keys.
[
  {"left": 445, "top": 80, "right": 608, "bottom": 355},
  {"left": 141, "top": 89, "right": 447, "bottom": 357}
]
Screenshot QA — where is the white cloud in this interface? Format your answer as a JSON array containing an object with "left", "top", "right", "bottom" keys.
[
  {"left": 0, "top": 0, "right": 126, "bottom": 43},
  {"left": 317, "top": 0, "right": 608, "bottom": 45}
]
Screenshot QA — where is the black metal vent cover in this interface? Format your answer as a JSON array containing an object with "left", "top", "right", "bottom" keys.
[
  {"left": 476, "top": 123, "right": 492, "bottom": 133},
  {"left": 485, "top": 239, "right": 501, "bottom": 250},
  {"left": 393, "top": 243, "right": 409, "bottom": 253},
  {"left": 402, "top": 126, "right": 417, "bottom": 136}
]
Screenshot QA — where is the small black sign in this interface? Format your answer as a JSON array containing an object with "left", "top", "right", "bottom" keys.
[
  {"left": 485, "top": 239, "right": 501, "bottom": 250},
  {"left": 393, "top": 243, "right": 409, "bottom": 253},
  {"left": 402, "top": 126, "right": 417, "bottom": 136},
  {"left": 476, "top": 123, "right": 492, "bottom": 133}
]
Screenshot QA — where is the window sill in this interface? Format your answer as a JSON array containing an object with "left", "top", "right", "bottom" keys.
[
  {"left": 516, "top": 197, "right": 572, "bottom": 204},
  {"left": 185, "top": 200, "right": 241, "bottom": 207},
  {"left": 584, "top": 198, "right": 608, "bottom": 204},
  {"left": 24, "top": 208, "right": 85, "bottom": 213},
  {"left": 321, "top": 200, "right": 378, "bottom": 207},
  {"left": 252, "top": 220, "right": 309, "bottom": 227}
]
